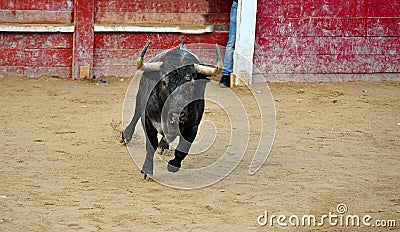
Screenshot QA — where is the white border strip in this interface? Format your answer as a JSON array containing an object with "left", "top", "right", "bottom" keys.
[
  {"left": 0, "top": 24, "right": 214, "bottom": 34},
  {"left": 94, "top": 24, "right": 214, "bottom": 34},
  {"left": 0, "top": 24, "right": 74, "bottom": 32}
]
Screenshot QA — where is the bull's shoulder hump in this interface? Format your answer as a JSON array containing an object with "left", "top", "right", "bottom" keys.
[{"left": 150, "top": 49, "right": 170, "bottom": 62}]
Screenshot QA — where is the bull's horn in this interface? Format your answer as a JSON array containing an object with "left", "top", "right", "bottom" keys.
[
  {"left": 141, "top": 62, "right": 163, "bottom": 72},
  {"left": 194, "top": 43, "right": 223, "bottom": 76},
  {"left": 136, "top": 39, "right": 163, "bottom": 72}
]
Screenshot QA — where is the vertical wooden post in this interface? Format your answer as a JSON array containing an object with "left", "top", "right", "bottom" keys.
[
  {"left": 72, "top": 0, "right": 95, "bottom": 79},
  {"left": 233, "top": 0, "right": 257, "bottom": 85}
]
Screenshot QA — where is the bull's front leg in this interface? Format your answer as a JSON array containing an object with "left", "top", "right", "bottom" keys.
[
  {"left": 158, "top": 136, "right": 169, "bottom": 152},
  {"left": 141, "top": 117, "right": 158, "bottom": 178},
  {"left": 167, "top": 125, "right": 198, "bottom": 172}
]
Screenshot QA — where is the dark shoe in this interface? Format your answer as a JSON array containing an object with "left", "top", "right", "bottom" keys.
[{"left": 219, "top": 75, "right": 230, "bottom": 88}]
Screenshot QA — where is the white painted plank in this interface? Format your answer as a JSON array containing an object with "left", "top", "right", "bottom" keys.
[
  {"left": 94, "top": 24, "right": 214, "bottom": 34},
  {"left": 0, "top": 24, "right": 214, "bottom": 34},
  {"left": 233, "top": 0, "right": 258, "bottom": 85},
  {"left": 0, "top": 24, "right": 74, "bottom": 32}
]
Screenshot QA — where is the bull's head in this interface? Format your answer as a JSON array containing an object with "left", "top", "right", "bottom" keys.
[
  {"left": 159, "top": 64, "right": 207, "bottom": 142},
  {"left": 136, "top": 40, "right": 222, "bottom": 76},
  {"left": 137, "top": 40, "right": 222, "bottom": 143}
]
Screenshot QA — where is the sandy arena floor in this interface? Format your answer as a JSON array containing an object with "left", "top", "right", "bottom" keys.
[{"left": 0, "top": 76, "right": 399, "bottom": 231}]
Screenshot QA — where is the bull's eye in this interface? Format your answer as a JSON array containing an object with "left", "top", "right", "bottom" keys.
[{"left": 184, "top": 74, "right": 191, "bottom": 81}]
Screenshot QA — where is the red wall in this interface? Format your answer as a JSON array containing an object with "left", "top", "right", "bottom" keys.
[
  {"left": 0, "top": 0, "right": 399, "bottom": 81},
  {"left": 92, "top": 0, "right": 229, "bottom": 78},
  {"left": 255, "top": 0, "right": 400, "bottom": 81},
  {"left": 0, "top": 0, "right": 229, "bottom": 79},
  {"left": 0, "top": 0, "right": 73, "bottom": 24},
  {"left": 0, "top": 33, "right": 73, "bottom": 77},
  {"left": 0, "top": 0, "right": 73, "bottom": 77}
]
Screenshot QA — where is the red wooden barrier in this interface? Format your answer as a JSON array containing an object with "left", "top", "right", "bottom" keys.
[
  {"left": 0, "top": 0, "right": 74, "bottom": 78},
  {"left": 0, "top": 0, "right": 229, "bottom": 79},
  {"left": 73, "top": 0, "right": 94, "bottom": 79},
  {"left": 0, "top": 0, "right": 398, "bottom": 81},
  {"left": 0, "top": 0, "right": 73, "bottom": 24},
  {"left": 255, "top": 0, "right": 400, "bottom": 81}
]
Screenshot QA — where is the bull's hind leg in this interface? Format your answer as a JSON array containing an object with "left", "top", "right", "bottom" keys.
[
  {"left": 167, "top": 125, "right": 198, "bottom": 172},
  {"left": 141, "top": 117, "right": 158, "bottom": 178},
  {"left": 121, "top": 108, "right": 141, "bottom": 144}
]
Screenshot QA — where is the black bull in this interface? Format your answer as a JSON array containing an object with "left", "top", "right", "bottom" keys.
[{"left": 122, "top": 41, "right": 222, "bottom": 178}]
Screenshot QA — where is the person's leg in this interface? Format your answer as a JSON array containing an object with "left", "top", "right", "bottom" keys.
[{"left": 219, "top": 2, "right": 238, "bottom": 87}]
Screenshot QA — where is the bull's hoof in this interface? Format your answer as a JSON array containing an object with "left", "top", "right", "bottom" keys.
[
  {"left": 121, "top": 131, "right": 132, "bottom": 144},
  {"left": 141, "top": 160, "right": 153, "bottom": 178},
  {"left": 167, "top": 160, "right": 181, "bottom": 173},
  {"left": 140, "top": 172, "right": 153, "bottom": 180},
  {"left": 140, "top": 170, "right": 153, "bottom": 179},
  {"left": 158, "top": 138, "right": 169, "bottom": 152},
  {"left": 120, "top": 132, "right": 126, "bottom": 144}
]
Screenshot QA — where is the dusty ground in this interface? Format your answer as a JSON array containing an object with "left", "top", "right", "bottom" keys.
[{"left": 0, "top": 76, "right": 399, "bottom": 231}]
